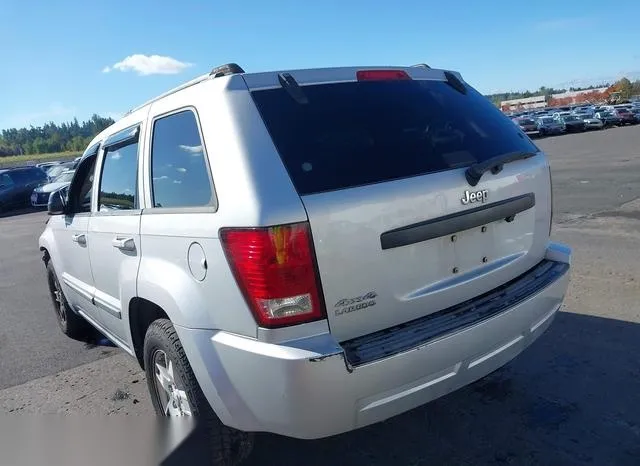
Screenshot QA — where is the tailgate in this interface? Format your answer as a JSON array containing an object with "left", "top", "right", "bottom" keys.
[{"left": 248, "top": 67, "right": 551, "bottom": 342}]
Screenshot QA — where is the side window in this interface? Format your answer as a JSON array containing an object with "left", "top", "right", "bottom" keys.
[
  {"left": 98, "top": 141, "right": 139, "bottom": 211},
  {"left": 0, "top": 173, "right": 15, "bottom": 188},
  {"left": 151, "top": 110, "right": 213, "bottom": 208}
]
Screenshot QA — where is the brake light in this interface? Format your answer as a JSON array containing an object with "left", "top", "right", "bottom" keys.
[
  {"left": 220, "top": 223, "right": 326, "bottom": 328},
  {"left": 356, "top": 70, "right": 410, "bottom": 81}
]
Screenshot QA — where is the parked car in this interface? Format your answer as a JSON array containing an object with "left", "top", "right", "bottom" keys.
[
  {"left": 557, "top": 115, "right": 586, "bottom": 132},
  {"left": 595, "top": 111, "right": 622, "bottom": 127},
  {"left": 514, "top": 117, "right": 540, "bottom": 137},
  {"left": 31, "top": 170, "right": 75, "bottom": 207},
  {"left": 572, "top": 109, "right": 594, "bottom": 119},
  {"left": 537, "top": 116, "right": 566, "bottom": 135},
  {"left": 39, "top": 63, "right": 572, "bottom": 465},
  {"left": 36, "top": 161, "right": 63, "bottom": 170},
  {"left": 0, "top": 166, "right": 48, "bottom": 213},
  {"left": 613, "top": 108, "right": 638, "bottom": 125},
  {"left": 579, "top": 115, "right": 604, "bottom": 130},
  {"left": 45, "top": 162, "right": 75, "bottom": 180},
  {"left": 553, "top": 111, "right": 572, "bottom": 119}
]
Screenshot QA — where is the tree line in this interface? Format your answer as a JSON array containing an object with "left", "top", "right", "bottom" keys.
[{"left": 0, "top": 114, "right": 115, "bottom": 157}]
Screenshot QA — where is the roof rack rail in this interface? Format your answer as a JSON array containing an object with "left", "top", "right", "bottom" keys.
[
  {"left": 210, "top": 63, "right": 245, "bottom": 78},
  {"left": 124, "top": 63, "right": 245, "bottom": 116},
  {"left": 411, "top": 63, "right": 431, "bottom": 69}
]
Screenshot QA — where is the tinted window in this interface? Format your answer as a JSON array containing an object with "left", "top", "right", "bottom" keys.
[
  {"left": 251, "top": 80, "right": 538, "bottom": 195},
  {"left": 12, "top": 168, "right": 46, "bottom": 184},
  {"left": 98, "top": 141, "right": 139, "bottom": 211},
  {"left": 151, "top": 110, "right": 213, "bottom": 208},
  {"left": 0, "top": 173, "right": 14, "bottom": 188}
]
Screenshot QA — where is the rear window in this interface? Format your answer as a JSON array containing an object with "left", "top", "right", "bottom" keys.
[{"left": 251, "top": 79, "right": 537, "bottom": 195}]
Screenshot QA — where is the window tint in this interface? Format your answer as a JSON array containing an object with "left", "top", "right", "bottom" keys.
[
  {"left": 0, "top": 173, "right": 14, "bottom": 188},
  {"left": 12, "top": 169, "right": 47, "bottom": 183},
  {"left": 151, "top": 110, "right": 213, "bottom": 208},
  {"left": 251, "top": 80, "right": 538, "bottom": 195},
  {"left": 98, "top": 141, "right": 139, "bottom": 211}
]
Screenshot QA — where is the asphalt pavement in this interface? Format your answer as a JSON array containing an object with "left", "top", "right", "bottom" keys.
[
  {"left": 0, "top": 125, "right": 639, "bottom": 465},
  {"left": 0, "top": 210, "right": 118, "bottom": 390}
]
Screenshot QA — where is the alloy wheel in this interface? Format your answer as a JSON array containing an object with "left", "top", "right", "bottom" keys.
[{"left": 152, "top": 349, "right": 192, "bottom": 416}]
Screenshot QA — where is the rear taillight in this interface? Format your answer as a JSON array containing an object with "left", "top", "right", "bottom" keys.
[
  {"left": 220, "top": 223, "right": 326, "bottom": 328},
  {"left": 356, "top": 70, "right": 410, "bottom": 81}
]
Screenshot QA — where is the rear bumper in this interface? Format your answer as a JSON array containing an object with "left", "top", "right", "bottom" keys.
[{"left": 178, "top": 242, "right": 571, "bottom": 439}]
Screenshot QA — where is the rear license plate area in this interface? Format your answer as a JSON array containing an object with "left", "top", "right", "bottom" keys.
[{"left": 451, "top": 223, "right": 497, "bottom": 274}]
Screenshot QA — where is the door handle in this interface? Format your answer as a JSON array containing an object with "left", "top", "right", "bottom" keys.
[
  {"left": 71, "top": 234, "right": 86, "bottom": 245},
  {"left": 112, "top": 236, "right": 135, "bottom": 251}
]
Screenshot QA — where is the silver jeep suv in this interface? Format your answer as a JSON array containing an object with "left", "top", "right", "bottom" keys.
[{"left": 39, "top": 63, "right": 571, "bottom": 464}]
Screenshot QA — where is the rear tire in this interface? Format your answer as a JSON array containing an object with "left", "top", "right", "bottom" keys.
[
  {"left": 144, "top": 319, "right": 254, "bottom": 465},
  {"left": 46, "top": 261, "right": 92, "bottom": 339}
]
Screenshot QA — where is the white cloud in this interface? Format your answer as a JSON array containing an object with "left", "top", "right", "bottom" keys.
[
  {"left": 176, "top": 167, "right": 187, "bottom": 173},
  {"left": 111, "top": 152, "right": 122, "bottom": 160},
  {"left": 173, "top": 180, "right": 182, "bottom": 184},
  {"left": 179, "top": 144, "right": 203, "bottom": 154},
  {"left": 103, "top": 54, "right": 193, "bottom": 76},
  {"left": 153, "top": 175, "right": 169, "bottom": 181}
]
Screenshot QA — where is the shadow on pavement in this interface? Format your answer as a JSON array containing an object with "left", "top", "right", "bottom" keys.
[{"left": 167, "top": 311, "right": 640, "bottom": 466}]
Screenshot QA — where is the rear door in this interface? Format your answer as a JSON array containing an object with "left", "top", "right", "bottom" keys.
[{"left": 248, "top": 68, "right": 552, "bottom": 342}]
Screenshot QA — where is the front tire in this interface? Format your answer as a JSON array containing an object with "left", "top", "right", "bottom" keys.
[
  {"left": 46, "top": 261, "right": 92, "bottom": 339},
  {"left": 143, "top": 319, "right": 254, "bottom": 465}
]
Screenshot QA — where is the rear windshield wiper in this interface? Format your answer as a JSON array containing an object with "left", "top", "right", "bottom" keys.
[{"left": 465, "top": 151, "right": 537, "bottom": 187}]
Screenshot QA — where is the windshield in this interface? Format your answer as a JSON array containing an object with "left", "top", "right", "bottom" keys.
[
  {"left": 52, "top": 171, "right": 75, "bottom": 184},
  {"left": 539, "top": 118, "right": 555, "bottom": 124},
  {"left": 251, "top": 79, "right": 537, "bottom": 195},
  {"left": 519, "top": 119, "right": 536, "bottom": 125},
  {"left": 564, "top": 116, "right": 579, "bottom": 122}
]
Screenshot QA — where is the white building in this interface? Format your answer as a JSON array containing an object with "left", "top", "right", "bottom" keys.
[{"left": 500, "top": 95, "right": 548, "bottom": 111}]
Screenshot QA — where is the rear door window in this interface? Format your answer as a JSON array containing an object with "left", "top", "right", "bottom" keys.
[
  {"left": 251, "top": 79, "right": 538, "bottom": 195},
  {"left": 150, "top": 110, "right": 214, "bottom": 209}
]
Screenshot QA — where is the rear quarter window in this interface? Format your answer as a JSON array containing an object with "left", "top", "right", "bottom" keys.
[{"left": 251, "top": 79, "right": 537, "bottom": 195}]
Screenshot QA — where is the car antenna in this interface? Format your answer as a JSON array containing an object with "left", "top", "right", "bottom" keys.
[{"left": 278, "top": 73, "right": 309, "bottom": 105}]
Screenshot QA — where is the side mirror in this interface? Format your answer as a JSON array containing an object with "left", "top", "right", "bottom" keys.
[{"left": 48, "top": 188, "right": 67, "bottom": 216}]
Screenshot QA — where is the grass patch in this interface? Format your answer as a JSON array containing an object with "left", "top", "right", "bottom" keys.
[{"left": 0, "top": 151, "right": 81, "bottom": 168}]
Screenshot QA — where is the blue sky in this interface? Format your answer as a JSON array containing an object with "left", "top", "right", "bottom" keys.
[{"left": 2, "top": 0, "right": 639, "bottom": 130}]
